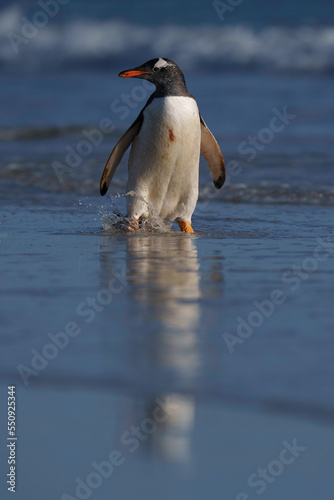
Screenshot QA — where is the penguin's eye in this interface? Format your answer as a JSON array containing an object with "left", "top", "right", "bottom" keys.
[{"left": 153, "top": 67, "right": 160, "bottom": 72}]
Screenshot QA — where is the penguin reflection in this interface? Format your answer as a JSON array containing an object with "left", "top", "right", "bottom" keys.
[
  {"left": 127, "top": 235, "right": 201, "bottom": 346},
  {"left": 125, "top": 234, "right": 201, "bottom": 462}
]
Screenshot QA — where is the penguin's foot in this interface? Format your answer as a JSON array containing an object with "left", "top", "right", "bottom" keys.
[
  {"left": 124, "top": 218, "right": 139, "bottom": 232},
  {"left": 178, "top": 221, "right": 195, "bottom": 234}
]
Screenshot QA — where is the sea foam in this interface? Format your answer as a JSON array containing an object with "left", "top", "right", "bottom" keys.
[{"left": 2, "top": 5, "right": 334, "bottom": 74}]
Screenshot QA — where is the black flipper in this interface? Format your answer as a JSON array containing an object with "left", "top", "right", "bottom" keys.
[
  {"left": 100, "top": 113, "right": 143, "bottom": 196},
  {"left": 200, "top": 115, "right": 226, "bottom": 189}
]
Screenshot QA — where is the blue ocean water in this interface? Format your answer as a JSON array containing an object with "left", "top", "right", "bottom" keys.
[
  {"left": 1, "top": 2, "right": 334, "bottom": 500},
  {"left": 1, "top": 0, "right": 333, "bottom": 199}
]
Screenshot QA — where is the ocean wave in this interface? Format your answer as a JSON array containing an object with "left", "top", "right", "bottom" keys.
[
  {"left": 0, "top": 125, "right": 86, "bottom": 141},
  {"left": 0, "top": 125, "right": 121, "bottom": 141},
  {"left": 1, "top": 5, "right": 334, "bottom": 74},
  {"left": 199, "top": 183, "right": 334, "bottom": 206},
  {"left": 0, "top": 159, "right": 333, "bottom": 206}
]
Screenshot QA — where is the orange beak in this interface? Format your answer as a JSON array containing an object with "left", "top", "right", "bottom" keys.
[{"left": 119, "top": 70, "right": 150, "bottom": 78}]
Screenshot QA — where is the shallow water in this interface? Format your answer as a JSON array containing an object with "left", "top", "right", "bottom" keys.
[{"left": 1, "top": 189, "right": 334, "bottom": 499}]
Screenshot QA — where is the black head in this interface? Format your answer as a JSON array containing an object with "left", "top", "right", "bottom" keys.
[{"left": 118, "top": 58, "right": 190, "bottom": 96}]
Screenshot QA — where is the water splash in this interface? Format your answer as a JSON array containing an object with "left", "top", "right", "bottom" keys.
[{"left": 100, "top": 192, "right": 173, "bottom": 233}]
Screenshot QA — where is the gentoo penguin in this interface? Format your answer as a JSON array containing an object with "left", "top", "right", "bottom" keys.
[{"left": 100, "top": 58, "right": 225, "bottom": 233}]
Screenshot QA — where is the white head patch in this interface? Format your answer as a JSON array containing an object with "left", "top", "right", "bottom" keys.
[{"left": 154, "top": 58, "right": 169, "bottom": 69}]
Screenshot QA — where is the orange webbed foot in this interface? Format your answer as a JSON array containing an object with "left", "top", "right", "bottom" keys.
[
  {"left": 124, "top": 218, "right": 139, "bottom": 232},
  {"left": 178, "top": 221, "right": 195, "bottom": 233}
]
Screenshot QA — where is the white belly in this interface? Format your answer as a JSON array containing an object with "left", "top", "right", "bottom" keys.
[{"left": 127, "top": 96, "right": 201, "bottom": 222}]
